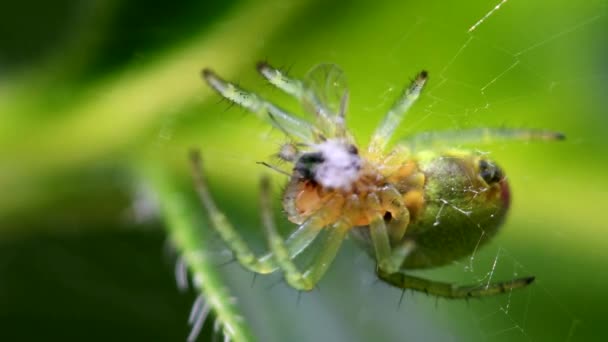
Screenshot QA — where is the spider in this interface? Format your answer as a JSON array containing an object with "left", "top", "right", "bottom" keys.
[{"left": 191, "top": 62, "right": 564, "bottom": 299}]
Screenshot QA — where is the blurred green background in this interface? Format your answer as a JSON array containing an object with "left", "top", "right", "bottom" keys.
[{"left": 1, "top": 0, "right": 607, "bottom": 341}]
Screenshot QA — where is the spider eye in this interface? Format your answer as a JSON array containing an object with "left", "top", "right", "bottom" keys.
[
  {"left": 478, "top": 159, "right": 504, "bottom": 185},
  {"left": 298, "top": 152, "right": 325, "bottom": 164},
  {"left": 295, "top": 152, "right": 325, "bottom": 180},
  {"left": 347, "top": 144, "right": 358, "bottom": 155}
]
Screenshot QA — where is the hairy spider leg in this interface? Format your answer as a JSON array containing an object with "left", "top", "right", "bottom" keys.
[
  {"left": 202, "top": 68, "right": 314, "bottom": 142},
  {"left": 400, "top": 127, "right": 566, "bottom": 151},
  {"left": 257, "top": 61, "right": 305, "bottom": 100},
  {"left": 369, "top": 71, "right": 428, "bottom": 154},
  {"left": 190, "top": 150, "right": 324, "bottom": 274},
  {"left": 377, "top": 269, "right": 535, "bottom": 299},
  {"left": 257, "top": 62, "right": 348, "bottom": 138},
  {"left": 260, "top": 176, "right": 349, "bottom": 291}
]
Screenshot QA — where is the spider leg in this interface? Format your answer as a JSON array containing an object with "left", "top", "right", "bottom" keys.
[
  {"left": 356, "top": 189, "right": 413, "bottom": 275},
  {"left": 378, "top": 185, "right": 410, "bottom": 243},
  {"left": 258, "top": 62, "right": 350, "bottom": 139},
  {"left": 257, "top": 61, "right": 305, "bottom": 100},
  {"left": 256, "top": 161, "right": 291, "bottom": 177},
  {"left": 334, "top": 90, "right": 349, "bottom": 138},
  {"left": 202, "top": 68, "right": 314, "bottom": 142},
  {"left": 377, "top": 269, "right": 535, "bottom": 299},
  {"left": 400, "top": 128, "right": 565, "bottom": 151},
  {"left": 369, "top": 71, "right": 428, "bottom": 154},
  {"left": 190, "top": 150, "right": 324, "bottom": 274},
  {"left": 260, "top": 176, "right": 349, "bottom": 291}
]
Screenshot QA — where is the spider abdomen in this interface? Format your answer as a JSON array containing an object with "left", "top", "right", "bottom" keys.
[
  {"left": 351, "top": 150, "right": 511, "bottom": 269},
  {"left": 403, "top": 152, "right": 510, "bottom": 268}
]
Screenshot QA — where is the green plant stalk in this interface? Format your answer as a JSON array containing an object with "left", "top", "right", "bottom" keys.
[{"left": 153, "top": 166, "right": 254, "bottom": 342}]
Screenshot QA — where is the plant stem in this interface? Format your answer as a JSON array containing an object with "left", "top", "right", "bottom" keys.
[{"left": 153, "top": 166, "right": 254, "bottom": 342}]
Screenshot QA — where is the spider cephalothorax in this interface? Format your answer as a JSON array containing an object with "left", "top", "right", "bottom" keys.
[
  {"left": 193, "top": 61, "right": 563, "bottom": 298},
  {"left": 293, "top": 140, "right": 362, "bottom": 190},
  {"left": 285, "top": 138, "right": 419, "bottom": 230}
]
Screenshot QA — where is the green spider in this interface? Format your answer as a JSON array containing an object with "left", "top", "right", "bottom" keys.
[{"left": 191, "top": 62, "right": 563, "bottom": 299}]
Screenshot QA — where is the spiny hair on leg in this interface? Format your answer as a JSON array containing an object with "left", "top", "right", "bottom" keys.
[{"left": 175, "top": 255, "right": 189, "bottom": 292}]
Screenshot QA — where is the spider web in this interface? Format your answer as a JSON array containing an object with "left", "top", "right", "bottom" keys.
[{"left": 364, "top": 1, "right": 604, "bottom": 341}]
